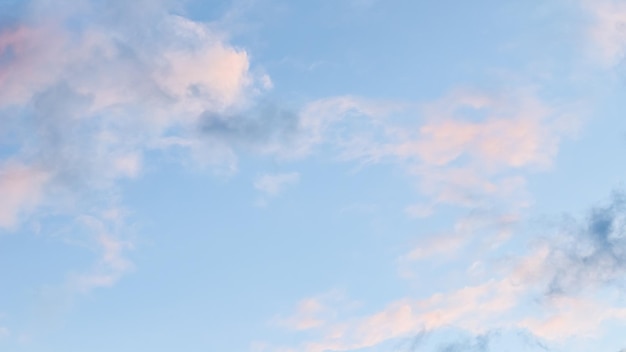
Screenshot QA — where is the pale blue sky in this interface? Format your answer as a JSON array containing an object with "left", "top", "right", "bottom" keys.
[{"left": 2, "top": 0, "right": 626, "bottom": 351}]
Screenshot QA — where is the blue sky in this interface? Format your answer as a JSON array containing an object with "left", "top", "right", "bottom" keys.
[{"left": 2, "top": 0, "right": 626, "bottom": 351}]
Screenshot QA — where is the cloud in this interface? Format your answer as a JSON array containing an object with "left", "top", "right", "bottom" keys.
[
  {"left": 197, "top": 95, "right": 402, "bottom": 160},
  {"left": 519, "top": 295, "right": 626, "bottom": 341},
  {"left": 197, "top": 87, "right": 574, "bottom": 216},
  {"left": 0, "top": 0, "right": 266, "bottom": 193},
  {"left": 268, "top": 192, "right": 626, "bottom": 351},
  {"left": 272, "top": 291, "right": 354, "bottom": 332},
  {"left": 426, "top": 330, "right": 550, "bottom": 352},
  {"left": 0, "top": 163, "right": 48, "bottom": 230},
  {"left": 510, "top": 192, "right": 626, "bottom": 297},
  {"left": 311, "top": 88, "right": 578, "bottom": 218},
  {"left": 0, "top": 0, "right": 265, "bottom": 197},
  {"left": 268, "top": 276, "right": 616, "bottom": 352},
  {"left": 257, "top": 88, "right": 579, "bottom": 351},
  {"left": 68, "top": 211, "right": 135, "bottom": 292},
  {"left": 390, "top": 89, "right": 574, "bottom": 210},
  {"left": 254, "top": 172, "right": 300, "bottom": 197},
  {"left": 199, "top": 104, "right": 301, "bottom": 156},
  {"left": 404, "top": 203, "right": 434, "bottom": 218},
  {"left": 0, "top": 326, "right": 8, "bottom": 339},
  {"left": 435, "top": 334, "right": 491, "bottom": 352},
  {"left": 268, "top": 279, "right": 527, "bottom": 352},
  {"left": 582, "top": 0, "right": 626, "bottom": 66},
  {"left": 0, "top": 0, "right": 269, "bottom": 302},
  {"left": 397, "top": 212, "right": 519, "bottom": 282}
]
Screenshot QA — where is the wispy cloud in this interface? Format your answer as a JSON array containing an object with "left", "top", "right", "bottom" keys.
[
  {"left": 274, "top": 279, "right": 526, "bottom": 352},
  {"left": 291, "top": 88, "right": 578, "bottom": 217},
  {"left": 358, "top": 88, "right": 576, "bottom": 211},
  {"left": 582, "top": 0, "right": 626, "bottom": 66},
  {"left": 272, "top": 290, "right": 354, "bottom": 332},
  {"left": 68, "top": 210, "right": 135, "bottom": 292},
  {"left": 267, "top": 190, "right": 626, "bottom": 351},
  {"left": 400, "top": 212, "right": 518, "bottom": 264},
  {"left": 254, "top": 172, "right": 300, "bottom": 197},
  {"left": 0, "top": 163, "right": 48, "bottom": 230},
  {"left": 0, "top": 326, "right": 8, "bottom": 339},
  {"left": 519, "top": 295, "right": 626, "bottom": 341}
]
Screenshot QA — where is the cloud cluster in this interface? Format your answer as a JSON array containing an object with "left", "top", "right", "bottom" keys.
[
  {"left": 265, "top": 190, "right": 626, "bottom": 352},
  {"left": 0, "top": 0, "right": 267, "bottom": 294}
]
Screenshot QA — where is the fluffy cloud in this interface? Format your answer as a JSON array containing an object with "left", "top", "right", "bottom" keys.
[
  {"left": 0, "top": 0, "right": 265, "bottom": 215},
  {"left": 0, "top": 0, "right": 268, "bottom": 301}
]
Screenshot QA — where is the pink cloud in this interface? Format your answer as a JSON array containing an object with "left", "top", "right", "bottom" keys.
[{"left": 0, "top": 163, "right": 48, "bottom": 229}]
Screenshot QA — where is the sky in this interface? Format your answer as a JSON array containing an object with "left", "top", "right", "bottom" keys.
[{"left": 2, "top": 0, "right": 626, "bottom": 351}]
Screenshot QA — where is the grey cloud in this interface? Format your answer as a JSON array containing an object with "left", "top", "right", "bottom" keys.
[
  {"left": 437, "top": 333, "right": 490, "bottom": 352},
  {"left": 544, "top": 192, "right": 626, "bottom": 296},
  {"left": 29, "top": 83, "right": 94, "bottom": 190},
  {"left": 435, "top": 330, "right": 551, "bottom": 352},
  {"left": 199, "top": 103, "right": 301, "bottom": 153},
  {"left": 401, "top": 330, "right": 549, "bottom": 352}
]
